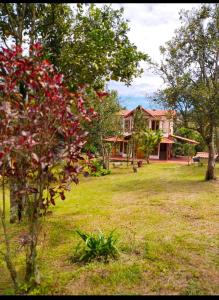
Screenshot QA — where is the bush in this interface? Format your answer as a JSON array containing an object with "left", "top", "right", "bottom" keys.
[
  {"left": 70, "top": 229, "right": 119, "bottom": 263},
  {"left": 87, "top": 159, "right": 111, "bottom": 177}
]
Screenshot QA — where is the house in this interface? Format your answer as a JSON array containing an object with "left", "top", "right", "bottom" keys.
[{"left": 104, "top": 106, "right": 199, "bottom": 160}]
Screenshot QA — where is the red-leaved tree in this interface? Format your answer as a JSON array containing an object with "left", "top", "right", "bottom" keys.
[{"left": 0, "top": 43, "right": 104, "bottom": 292}]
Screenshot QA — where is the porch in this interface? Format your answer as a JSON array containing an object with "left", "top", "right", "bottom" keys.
[
  {"left": 109, "top": 139, "right": 174, "bottom": 161},
  {"left": 104, "top": 134, "right": 199, "bottom": 161}
]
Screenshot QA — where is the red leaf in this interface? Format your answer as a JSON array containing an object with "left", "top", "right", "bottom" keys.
[{"left": 18, "top": 136, "right": 26, "bottom": 145}]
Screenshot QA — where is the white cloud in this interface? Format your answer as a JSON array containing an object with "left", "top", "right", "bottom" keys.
[
  {"left": 102, "top": 3, "right": 201, "bottom": 103},
  {"left": 71, "top": 3, "right": 201, "bottom": 107}
]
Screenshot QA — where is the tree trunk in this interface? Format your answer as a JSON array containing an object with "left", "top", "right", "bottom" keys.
[
  {"left": 187, "top": 155, "right": 190, "bottom": 166},
  {"left": 216, "top": 128, "right": 219, "bottom": 154},
  {"left": 29, "top": 4, "right": 36, "bottom": 48},
  {"left": 106, "top": 150, "right": 110, "bottom": 170},
  {"left": 100, "top": 135, "right": 106, "bottom": 168},
  {"left": 1, "top": 172, "right": 19, "bottom": 292},
  {"left": 132, "top": 140, "right": 138, "bottom": 173},
  {"left": 9, "top": 181, "right": 18, "bottom": 224},
  {"left": 205, "top": 138, "right": 216, "bottom": 181},
  {"left": 10, "top": 180, "right": 25, "bottom": 223},
  {"left": 4, "top": 251, "right": 19, "bottom": 292},
  {"left": 146, "top": 153, "right": 150, "bottom": 164},
  {"left": 25, "top": 233, "right": 39, "bottom": 286},
  {"left": 25, "top": 195, "right": 41, "bottom": 287}
]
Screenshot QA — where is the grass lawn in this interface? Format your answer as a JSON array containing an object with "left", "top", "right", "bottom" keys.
[{"left": 0, "top": 162, "right": 219, "bottom": 295}]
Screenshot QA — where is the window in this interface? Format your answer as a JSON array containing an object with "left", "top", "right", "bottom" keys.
[
  {"left": 151, "top": 120, "right": 159, "bottom": 130},
  {"left": 124, "top": 119, "right": 130, "bottom": 132}
]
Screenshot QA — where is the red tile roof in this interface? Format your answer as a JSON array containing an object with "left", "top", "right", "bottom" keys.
[
  {"left": 116, "top": 110, "right": 130, "bottom": 116},
  {"left": 121, "top": 106, "right": 176, "bottom": 118},
  {"left": 170, "top": 134, "right": 199, "bottom": 145},
  {"left": 146, "top": 109, "right": 176, "bottom": 117}
]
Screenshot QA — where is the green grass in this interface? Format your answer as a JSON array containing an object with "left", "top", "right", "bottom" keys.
[{"left": 0, "top": 162, "right": 219, "bottom": 295}]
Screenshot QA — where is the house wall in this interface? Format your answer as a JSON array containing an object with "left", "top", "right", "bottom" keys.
[
  {"left": 111, "top": 145, "right": 117, "bottom": 156},
  {"left": 136, "top": 148, "right": 145, "bottom": 159},
  {"left": 123, "top": 117, "right": 132, "bottom": 134},
  {"left": 159, "top": 117, "right": 173, "bottom": 137},
  {"left": 122, "top": 115, "right": 173, "bottom": 136},
  {"left": 111, "top": 111, "right": 174, "bottom": 160},
  {"left": 111, "top": 142, "right": 162, "bottom": 160}
]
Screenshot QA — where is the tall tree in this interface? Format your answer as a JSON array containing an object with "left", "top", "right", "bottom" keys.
[
  {"left": 0, "top": 3, "right": 46, "bottom": 47},
  {"left": 37, "top": 3, "right": 73, "bottom": 67},
  {"left": 182, "top": 143, "right": 196, "bottom": 165},
  {"left": 130, "top": 106, "right": 148, "bottom": 171},
  {"left": 58, "top": 3, "right": 149, "bottom": 90},
  {"left": 174, "top": 127, "right": 206, "bottom": 155},
  {"left": 154, "top": 4, "right": 219, "bottom": 180},
  {"left": 0, "top": 43, "right": 98, "bottom": 292},
  {"left": 0, "top": 3, "right": 149, "bottom": 90},
  {"left": 139, "top": 130, "right": 162, "bottom": 164},
  {"left": 0, "top": 3, "right": 50, "bottom": 222},
  {"left": 82, "top": 89, "right": 122, "bottom": 169}
]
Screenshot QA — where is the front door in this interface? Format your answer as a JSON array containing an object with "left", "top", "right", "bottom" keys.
[{"left": 159, "top": 143, "right": 167, "bottom": 160}]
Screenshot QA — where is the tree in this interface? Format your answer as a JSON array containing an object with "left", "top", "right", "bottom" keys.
[
  {"left": 37, "top": 3, "right": 74, "bottom": 67},
  {"left": 183, "top": 143, "right": 196, "bottom": 165},
  {"left": 54, "top": 3, "right": 149, "bottom": 90},
  {"left": 216, "top": 128, "right": 219, "bottom": 155},
  {"left": 139, "top": 130, "right": 162, "bottom": 164},
  {"left": 0, "top": 3, "right": 47, "bottom": 47},
  {"left": 153, "top": 4, "right": 219, "bottom": 180},
  {"left": 130, "top": 106, "right": 148, "bottom": 171},
  {"left": 0, "top": 3, "right": 64, "bottom": 223},
  {"left": 0, "top": 3, "right": 149, "bottom": 91},
  {"left": 82, "top": 89, "right": 122, "bottom": 169},
  {"left": 0, "top": 43, "right": 99, "bottom": 292},
  {"left": 0, "top": 3, "right": 72, "bottom": 49},
  {"left": 173, "top": 127, "right": 206, "bottom": 157}
]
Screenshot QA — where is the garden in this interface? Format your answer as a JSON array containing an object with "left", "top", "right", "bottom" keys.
[{"left": 1, "top": 162, "right": 219, "bottom": 295}]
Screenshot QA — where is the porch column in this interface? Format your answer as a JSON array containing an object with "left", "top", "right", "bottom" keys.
[
  {"left": 158, "top": 143, "right": 160, "bottom": 159},
  {"left": 167, "top": 144, "right": 170, "bottom": 160}
]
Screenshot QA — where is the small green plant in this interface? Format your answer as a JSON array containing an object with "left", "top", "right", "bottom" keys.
[
  {"left": 70, "top": 229, "right": 119, "bottom": 263},
  {"left": 16, "top": 275, "right": 53, "bottom": 295},
  {"left": 87, "top": 159, "right": 111, "bottom": 177}
]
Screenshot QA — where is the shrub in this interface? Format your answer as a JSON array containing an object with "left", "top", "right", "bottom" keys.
[
  {"left": 86, "top": 159, "right": 111, "bottom": 177},
  {"left": 70, "top": 229, "right": 119, "bottom": 263}
]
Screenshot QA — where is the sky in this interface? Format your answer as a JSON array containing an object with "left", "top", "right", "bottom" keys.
[{"left": 95, "top": 3, "right": 202, "bottom": 109}]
